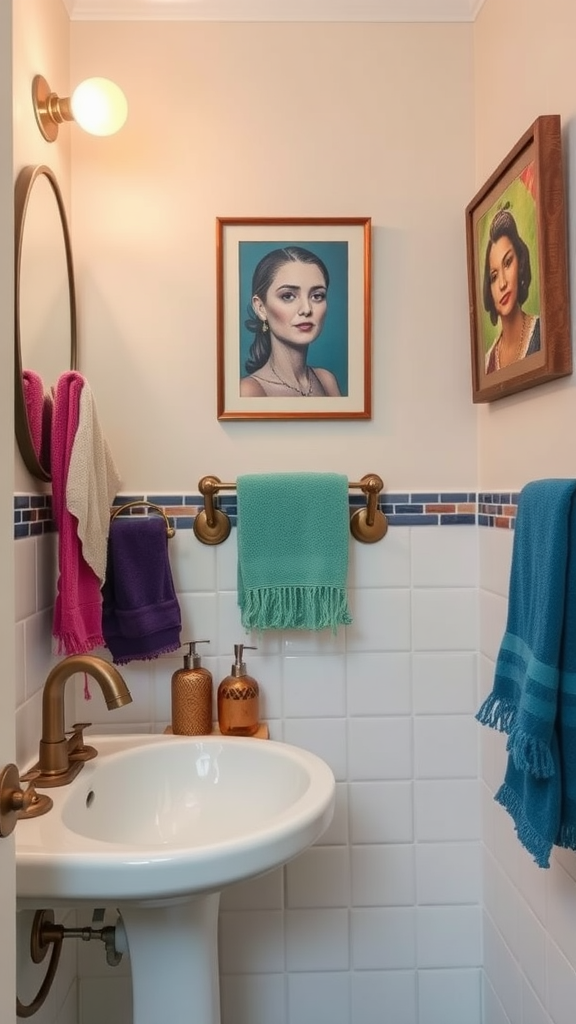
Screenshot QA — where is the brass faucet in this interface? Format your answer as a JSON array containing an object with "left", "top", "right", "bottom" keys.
[{"left": 25, "top": 655, "right": 133, "bottom": 788}]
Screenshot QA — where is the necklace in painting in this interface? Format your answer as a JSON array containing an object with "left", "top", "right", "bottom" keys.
[
  {"left": 253, "top": 363, "right": 313, "bottom": 396},
  {"left": 495, "top": 312, "right": 529, "bottom": 370}
]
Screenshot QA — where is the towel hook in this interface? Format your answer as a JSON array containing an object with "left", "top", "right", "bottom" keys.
[
  {"left": 193, "top": 476, "right": 232, "bottom": 545},
  {"left": 110, "top": 500, "right": 175, "bottom": 539},
  {"left": 350, "top": 474, "right": 388, "bottom": 543}
]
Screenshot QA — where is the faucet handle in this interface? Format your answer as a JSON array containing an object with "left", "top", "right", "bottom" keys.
[
  {"left": 66, "top": 723, "right": 97, "bottom": 763},
  {"left": 0, "top": 765, "right": 52, "bottom": 835},
  {"left": 15, "top": 770, "right": 53, "bottom": 820},
  {"left": 67, "top": 721, "right": 91, "bottom": 743}
]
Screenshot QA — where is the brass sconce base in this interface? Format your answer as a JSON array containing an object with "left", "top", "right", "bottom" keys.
[
  {"left": 32, "top": 75, "right": 72, "bottom": 143},
  {"left": 32, "top": 75, "right": 57, "bottom": 142}
]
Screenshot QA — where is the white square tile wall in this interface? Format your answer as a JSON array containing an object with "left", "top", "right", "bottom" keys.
[{"left": 15, "top": 523, "right": 483, "bottom": 1024}]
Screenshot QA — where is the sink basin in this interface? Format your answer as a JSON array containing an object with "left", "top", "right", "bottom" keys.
[{"left": 16, "top": 733, "right": 335, "bottom": 904}]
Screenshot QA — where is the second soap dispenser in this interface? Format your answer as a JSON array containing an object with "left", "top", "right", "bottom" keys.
[
  {"left": 217, "top": 644, "right": 260, "bottom": 736},
  {"left": 171, "top": 640, "right": 213, "bottom": 735}
]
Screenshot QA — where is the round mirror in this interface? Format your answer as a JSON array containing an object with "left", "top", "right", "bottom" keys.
[{"left": 14, "top": 164, "right": 77, "bottom": 481}]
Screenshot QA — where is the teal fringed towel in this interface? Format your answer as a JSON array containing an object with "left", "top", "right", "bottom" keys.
[
  {"left": 476, "top": 479, "right": 576, "bottom": 868},
  {"left": 237, "top": 473, "right": 352, "bottom": 632}
]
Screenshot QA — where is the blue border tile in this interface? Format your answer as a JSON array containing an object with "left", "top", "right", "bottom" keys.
[
  {"left": 440, "top": 492, "right": 470, "bottom": 502},
  {"left": 440, "top": 513, "right": 476, "bottom": 525},
  {"left": 394, "top": 504, "right": 424, "bottom": 514},
  {"left": 149, "top": 494, "right": 185, "bottom": 505},
  {"left": 388, "top": 514, "right": 440, "bottom": 526}
]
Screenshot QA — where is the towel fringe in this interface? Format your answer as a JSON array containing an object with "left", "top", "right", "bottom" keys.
[
  {"left": 55, "top": 632, "right": 106, "bottom": 656},
  {"left": 495, "top": 782, "right": 552, "bottom": 869},
  {"left": 475, "top": 693, "right": 516, "bottom": 733},
  {"left": 111, "top": 640, "right": 181, "bottom": 666},
  {"left": 506, "top": 728, "right": 556, "bottom": 779},
  {"left": 241, "top": 585, "right": 352, "bottom": 633},
  {"left": 557, "top": 822, "right": 576, "bottom": 851}
]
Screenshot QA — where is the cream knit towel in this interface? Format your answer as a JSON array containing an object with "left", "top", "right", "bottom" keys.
[{"left": 66, "top": 383, "right": 122, "bottom": 584}]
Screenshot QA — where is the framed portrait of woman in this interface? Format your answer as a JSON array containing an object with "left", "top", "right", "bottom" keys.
[
  {"left": 465, "top": 115, "right": 571, "bottom": 403},
  {"left": 216, "top": 217, "right": 372, "bottom": 420}
]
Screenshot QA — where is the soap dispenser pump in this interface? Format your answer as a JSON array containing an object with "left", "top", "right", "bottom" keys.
[
  {"left": 171, "top": 640, "right": 213, "bottom": 735},
  {"left": 217, "top": 645, "right": 260, "bottom": 736}
]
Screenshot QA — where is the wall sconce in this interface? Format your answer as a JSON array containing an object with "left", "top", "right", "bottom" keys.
[{"left": 32, "top": 75, "right": 128, "bottom": 143}]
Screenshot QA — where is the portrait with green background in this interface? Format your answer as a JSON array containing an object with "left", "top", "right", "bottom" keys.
[
  {"left": 238, "top": 241, "right": 349, "bottom": 395},
  {"left": 477, "top": 165, "right": 540, "bottom": 356}
]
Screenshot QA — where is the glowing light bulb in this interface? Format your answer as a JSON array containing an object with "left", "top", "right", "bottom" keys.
[{"left": 70, "top": 78, "right": 127, "bottom": 137}]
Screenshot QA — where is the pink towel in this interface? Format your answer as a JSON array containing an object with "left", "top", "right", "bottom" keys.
[
  {"left": 40, "top": 388, "right": 53, "bottom": 473},
  {"left": 51, "top": 371, "right": 105, "bottom": 655},
  {"left": 22, "top": 371, "right": 53, "bottom": 474},
  {"left": 22, "top": 370, "right": 45, "bottom": 461}
]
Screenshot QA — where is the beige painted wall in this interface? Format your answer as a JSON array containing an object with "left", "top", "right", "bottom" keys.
[
  {"left": 70, "top": 21, "right": 476, "bottom": 493},
  {"left": 474, "top": 0, "right": 576, "bottom": 488}
]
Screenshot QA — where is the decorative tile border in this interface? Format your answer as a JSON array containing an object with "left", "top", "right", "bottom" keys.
[
  {"left": 477, "top": 491, "right": 519, "bottom": 530},
  {"left": 14, "top": 489, "right": 520, "bottom": 539},
  {"left": 382, "top": 492, "right": 477, "bottom": 526},
  {"left": 13, "top": 494, "right": 54, "bottom": 539}
]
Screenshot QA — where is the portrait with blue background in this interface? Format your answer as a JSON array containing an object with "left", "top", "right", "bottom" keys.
[{"left": 238, "top": 240, "right": 349, "bottom": 396}]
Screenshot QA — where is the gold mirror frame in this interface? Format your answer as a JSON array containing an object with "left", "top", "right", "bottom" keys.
[{"left": 14, "top": 164, "right": 77, "bottom": 481}]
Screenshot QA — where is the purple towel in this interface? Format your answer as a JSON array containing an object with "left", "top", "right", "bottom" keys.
[{"left": 102, "top": 515, "right": 182, "bottom": 665}]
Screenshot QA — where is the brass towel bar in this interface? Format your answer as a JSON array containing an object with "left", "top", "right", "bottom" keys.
[
  {"left": 110, "top": 500, "right": 176, "bottom": 538},
  {"left": 193, "top": 474, "right": 388, "bottom": 546}
]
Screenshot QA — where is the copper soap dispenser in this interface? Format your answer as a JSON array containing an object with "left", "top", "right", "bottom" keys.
[
  {"left": 171, "top": 640, "right": 213, "bottom": 735},
  {"left": 217, "top": 644, "right": 260, "bottom": 736}
]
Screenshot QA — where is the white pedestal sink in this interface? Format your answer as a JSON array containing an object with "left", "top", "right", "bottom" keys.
[{"left": 16, "top": 734, "right": 335, "bottom": 1024}]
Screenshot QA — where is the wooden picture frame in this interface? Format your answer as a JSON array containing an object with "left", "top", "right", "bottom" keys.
[
  {"left": 216, "top": 217, "right": 371, "bottom": 420},
  {"left": 465, "top": 115, "right": 571, "bottom": 403}
]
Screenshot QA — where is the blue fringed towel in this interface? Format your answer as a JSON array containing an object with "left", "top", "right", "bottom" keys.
[
  {"left": 476, "top": 479, "right": 576, "bottom": 868},
  {"left": 237, "top": 473, "right": 352, "bottom": 631}
]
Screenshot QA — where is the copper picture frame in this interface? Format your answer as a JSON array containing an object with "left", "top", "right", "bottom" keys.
[
  {"left": 216, "top": 217, "right": 372, "bottom": 420},
  {"left": 465, "top": 115, "right": 571, "bottom": 403}
]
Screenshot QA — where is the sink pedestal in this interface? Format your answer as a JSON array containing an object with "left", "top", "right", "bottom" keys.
[{"left": 120, "top": 893, "right": 221, "bottom": 1024}]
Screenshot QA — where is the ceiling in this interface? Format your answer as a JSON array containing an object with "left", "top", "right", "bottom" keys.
[{"left": 62, "top": 0, "right": 486, "bottom": 21}]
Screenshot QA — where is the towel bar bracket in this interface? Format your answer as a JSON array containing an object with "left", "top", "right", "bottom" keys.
[
  {"left": 193, "top": 473, "right": 388, "bottom": 546},
  {"left": 350, "top": 474, "right": 388, "bottom": 544},
  {"left": 192, "top": 475, "right": 232, "bottom": 546}
]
